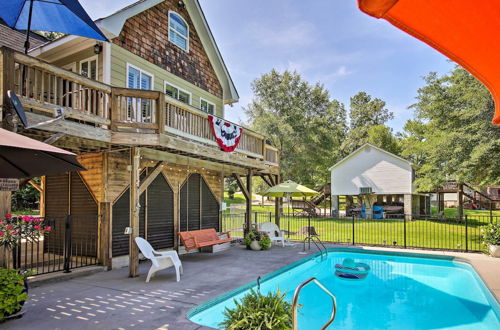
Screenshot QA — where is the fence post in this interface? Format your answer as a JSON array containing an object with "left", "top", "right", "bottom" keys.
[
  {"left": 465, "top": 215, "right": 468, "bottom": 252},
  {"left": 352, "top": 215, "right": 355, "bottom": 245},
  {"left": 63, "top": 215, "right": 72, "bottom": 273},
  {"left": 254, "top": 212, "right": 257, "bottom": 226},
  {"left": 404, "top": 215, "right": 407, "bottom": 248},
  {"left": 269, "top": 212, "right": 272, "bottom": 223},
  {"left": 308, "top": 215, "right": 311, "bottom": 250}
]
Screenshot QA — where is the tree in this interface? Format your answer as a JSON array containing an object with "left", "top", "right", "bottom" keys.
[
  {"left": 245, "top": 70, "right": 347, "bottom": 186},
  {"left": 402, "top": 67, "right": 500, "bottom": 190},
  {"left": 342, "top": 92, "right": 395, "bottom": 154}
]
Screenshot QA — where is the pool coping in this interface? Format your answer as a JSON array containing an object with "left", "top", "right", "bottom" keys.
[{"left": 187, "top": 247, "right": 498, "bottom": 323}]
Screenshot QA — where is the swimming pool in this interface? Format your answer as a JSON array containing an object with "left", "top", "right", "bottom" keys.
[{"left": 188, "top": 249, "right": 500, "bottom": 329}]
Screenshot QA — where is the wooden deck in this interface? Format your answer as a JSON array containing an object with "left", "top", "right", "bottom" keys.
[{"left": 0, "top": 47, "right": 279, "bottom": 174}]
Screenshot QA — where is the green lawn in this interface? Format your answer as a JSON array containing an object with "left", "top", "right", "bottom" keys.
[{"left": 223, "top": 212, "right": 496, "bottom": 252}]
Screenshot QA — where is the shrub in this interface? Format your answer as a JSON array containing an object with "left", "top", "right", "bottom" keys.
[
  {"left": 481, "top": 223, "right": 500, "bottom": 246},
  {"left": 0, "top": 269, "right": 29, "bottom": 319},
  {"left": 244, "top": 230, "right": 272, "bottom": 250},
  {"left": 220, "top": 289, "right": 292, "bottom": 330}
]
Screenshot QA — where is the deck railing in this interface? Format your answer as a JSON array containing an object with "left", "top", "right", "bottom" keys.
[{"left": 1, "top": 47, "right": 279, "bottom": 164}]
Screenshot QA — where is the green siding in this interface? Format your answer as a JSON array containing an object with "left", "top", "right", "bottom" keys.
[{"left": 110, "top": 44, "right": 224, "bottom": 117}]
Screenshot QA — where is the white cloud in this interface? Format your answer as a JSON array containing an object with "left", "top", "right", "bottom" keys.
[{"left": 247, "top": 21, "right": 317, "bottom": 48}]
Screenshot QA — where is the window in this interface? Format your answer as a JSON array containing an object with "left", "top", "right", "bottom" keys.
[
  {"left": 168, "top": 11, "right": 189, "bottom": 51},
  {"left": 127, "top": 64, "right": 154, "bottom": 122},
  {"left": 80, "top": 56, "right": 98, "bottom": 80},
  {"left": 165, "top": 82, "right": 191, "bottom": 104},
  {"left": 200, "top": 98, "right": 215, "bottom": 115}
]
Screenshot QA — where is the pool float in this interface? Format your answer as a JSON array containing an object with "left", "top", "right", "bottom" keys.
[{"left": 335, "top": 258, "right": 371, "bottom": 280}]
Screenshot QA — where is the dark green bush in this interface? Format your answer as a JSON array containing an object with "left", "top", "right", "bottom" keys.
[
  {"left": 220, "top": 289, "right": 292, "bottom": 330},
  {"left": 0, "top": 268, "right": 29, "bottom": 319}
]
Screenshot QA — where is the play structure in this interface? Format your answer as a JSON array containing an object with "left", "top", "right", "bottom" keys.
[
  {"left": 291, "top": 183, "right": 331, "bottom": 217},
  {"left": 334, "top": 258, "right": 371, "bottom": 280}
]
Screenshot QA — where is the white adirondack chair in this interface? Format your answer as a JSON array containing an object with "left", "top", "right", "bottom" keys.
[
  {"left": 134, "top": 237, "right": 183, "bottom": 282},
  {"left": 259, "top": 222, "right": 286, "bottom": 247}
]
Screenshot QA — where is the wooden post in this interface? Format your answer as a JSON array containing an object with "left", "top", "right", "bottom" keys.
[
  {"left": 274, "top": 174, "right": 281, "bottom": 226},
  {"left": 40, "top": 176, "right": 46, "bottom": 217},
  {"left": 457, "top": 183, "right": 463, "bottom": 221},
  {"left": 157, "top": 92, "right": 166, "bottom": 134},
  {"left": 99, "top": 202, "right": 112, "bottom": 269},
  {"left": 246, "top": 169, "right": 253, "bottom": 232},
  {"left": 173, "top": 182, "right": 180, "bottom": 250},
  {"left": 129, "top": 147, "right": 140, "bottom": 277}
]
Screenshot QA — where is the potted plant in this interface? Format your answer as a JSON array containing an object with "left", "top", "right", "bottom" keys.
[
  {"left": 481, "top": 223, "right": 500, "bottom": 257},
  {"left": 244, "top": 230, "right": 271, "bottom": 251},
  {"left": 0, "top": 214, "right": 51, "bottom": 320},
  {"left": 220, "top": 289, "right": 292, "bottom": 330},
  {"left": 0, "top": 268, "right": 30, "bottom": 320}
]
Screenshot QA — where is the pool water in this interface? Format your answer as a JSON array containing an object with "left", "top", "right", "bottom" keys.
[{"left": 188, "top": 249, "right": 500, "bottom": 329}]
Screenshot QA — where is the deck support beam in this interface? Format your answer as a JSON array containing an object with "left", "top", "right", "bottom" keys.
[
  {"left": 274, "top": 174, "right": 281, "bottom": 227},
  {"left": 129, "top": 147, "right": 140, "bottom": 278}
]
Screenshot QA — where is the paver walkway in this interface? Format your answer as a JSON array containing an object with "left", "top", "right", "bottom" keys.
[{"left": 3, "top": 244, "right": 499, "bottom": 330}]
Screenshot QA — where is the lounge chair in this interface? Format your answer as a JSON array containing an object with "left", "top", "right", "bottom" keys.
[
  {"left": 259, "top": 222, "right": 285, "bottom": 247},
  {"left": 178, "top": 228, "right": 233, "bottom": 251},
  {"left": 134, "top": 237, "right": 183, "bottom": 282}
]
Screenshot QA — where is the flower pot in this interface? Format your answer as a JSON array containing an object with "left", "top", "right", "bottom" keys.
[
  {"left": 489, "top": 245, "right": 500, "bottom": 257},
  {"left": 249, "top": 240, "right": 261, "bottom": 251}
]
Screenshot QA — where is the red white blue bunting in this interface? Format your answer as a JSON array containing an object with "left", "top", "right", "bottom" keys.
[{"left": 207, "top": 115, "right": 242, "bottom": 152}]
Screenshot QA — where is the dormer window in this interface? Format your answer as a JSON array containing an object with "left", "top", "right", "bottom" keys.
[{"left": 169, "top": 11, "right": 189, "bottom": 51}]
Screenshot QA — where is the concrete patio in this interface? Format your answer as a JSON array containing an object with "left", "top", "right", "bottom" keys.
[{"left": 3, "top": 244, "right": 500, "bottom": 330}]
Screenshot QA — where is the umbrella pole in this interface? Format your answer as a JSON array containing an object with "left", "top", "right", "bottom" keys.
[{"left": 24, "top": 0, "right": 35, "bottom": 54}]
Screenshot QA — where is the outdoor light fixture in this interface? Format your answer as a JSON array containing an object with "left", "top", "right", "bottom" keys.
[
  {"left": 178, "top": 1, "right": 185, "bottom": 8},
  {"left": 94, "top": 43, "right": 103, "bottom": 54}
]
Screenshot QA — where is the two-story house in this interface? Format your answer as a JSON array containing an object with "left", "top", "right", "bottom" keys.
[{"left": 0, "top": 0, "right": 279, "bottom": 273}]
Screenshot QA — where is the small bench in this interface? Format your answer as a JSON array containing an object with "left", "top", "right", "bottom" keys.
[{"left": 179, "top": 228, "right": 233, "bottom": 252}]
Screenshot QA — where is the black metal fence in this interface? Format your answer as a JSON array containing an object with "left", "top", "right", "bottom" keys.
[
  {"left": 11, "top": 215, "right": 99, "bottom": 275},
  {"left": 222, "top": 212, "right": 499, "bottom": 252}
]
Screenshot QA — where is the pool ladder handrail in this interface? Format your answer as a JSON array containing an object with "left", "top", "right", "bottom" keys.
[
  {"left": 303, "top": 235, "right": 328, "bottom": 260},
  {"left": 292, "top": 277, "right": 337, "bottom": 330}
]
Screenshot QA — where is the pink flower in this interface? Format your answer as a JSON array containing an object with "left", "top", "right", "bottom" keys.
[
  {"left": 5, "top": 213, "right": 11, "bottom": 220},
  {"left": 11, "top": 230, "right": 18, "bottom": 235},
  {"left": 34, "top": 218, "right": 43, "bottom": 224},
  {"left": 33, "top": 225, "right": 41, "bottom": 230},
  {"left": 22, "top": 215, "right": 32, "bottom": 223},
  {"left": 44, "top": 226, "right": 52, "bottom": 232},
  {"left": 6, "top": 225, "right": 13, "bottom": 231},
  {"left": 0, "top": 231, "right": 3, "bottom": 236}
]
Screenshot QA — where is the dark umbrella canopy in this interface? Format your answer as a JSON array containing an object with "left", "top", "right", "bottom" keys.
[
  {"left": 0, "top": 128, "right": 85, "bottom": 178},
  {"left": 0, "top": 0, "right": 108, "bottom": 53}
]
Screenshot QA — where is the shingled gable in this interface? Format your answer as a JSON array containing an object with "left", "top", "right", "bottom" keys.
[{"left": 96, "top": 0, "right": 239, "bottom": 104}]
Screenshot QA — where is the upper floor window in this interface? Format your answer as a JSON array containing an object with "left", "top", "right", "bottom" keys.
[
  {"left": 200, "top": 98, "right": 215, "bottom": 115},
  {"left": 169, "top": 11, "right": 189, "bottom": 51},
  {"left": 165, "top": 82, "right": 191, "bottom": 104},
  {"left": 80, "top": 55, "right": 98, "bottom": 80}
]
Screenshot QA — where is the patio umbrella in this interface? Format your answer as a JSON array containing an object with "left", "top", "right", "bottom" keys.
[
  {"left": 0, "top": 128, "right": 85, "bottom": 178},
  {"left": 358, "top": 0, "right": 500, "bottom": 125},
  {"left": 0, "top": 0, "right": 108, "bottom": 54}
]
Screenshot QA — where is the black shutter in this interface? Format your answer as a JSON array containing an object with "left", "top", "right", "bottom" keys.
[
  {"left": 112, "top": 189, "right": 130, "bottom": 257},
  {"left": 201, "top": 177, "right": 220, "bottom": 231},
  {"left": 146, "top": 175, "right": 174, "bottom": 249}
]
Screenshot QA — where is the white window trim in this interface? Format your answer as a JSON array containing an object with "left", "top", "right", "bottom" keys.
[
  {"left": 126, "top": 63, "right": 155, "bottom": 90},
  {"left": 168, "top": 10, "right": 189, "bottom": 52},
  {"left": 164, "top": 81, "right": 192, "bottom": 105},
  {"left": 79, "top": 55, "right": 99, "bottom": 80},
  {"left": 200, "top": 97, "right": 216, "bottom": 115},
  {"left": 62, "top": 62, "right": 77, "bottom": 72}
]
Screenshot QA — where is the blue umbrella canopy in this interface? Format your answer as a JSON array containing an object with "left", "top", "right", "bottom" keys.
[{"left": 0, "top": 0, "right": 108, "bottom": 53}]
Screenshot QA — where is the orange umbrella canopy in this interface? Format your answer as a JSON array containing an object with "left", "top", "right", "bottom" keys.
[{"left": 358, "top": 0, "right": 500, "bottom": 125}]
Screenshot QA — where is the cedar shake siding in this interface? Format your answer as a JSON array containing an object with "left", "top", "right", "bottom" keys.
[{"left": 112, "top": 0, "right": 223, "bottom": 99}]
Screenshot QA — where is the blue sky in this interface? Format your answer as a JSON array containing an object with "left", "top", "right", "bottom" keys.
[{"left": 82, "top": 0, "right": 454, "bottom": 132}]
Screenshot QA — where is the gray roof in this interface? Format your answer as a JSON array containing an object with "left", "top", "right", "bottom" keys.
[{"left": 0, "top": 21, "right": 48, "bottom": 53}]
